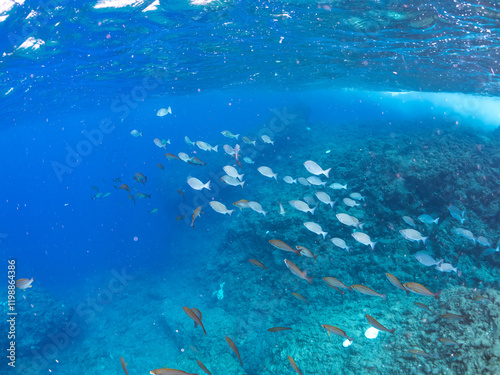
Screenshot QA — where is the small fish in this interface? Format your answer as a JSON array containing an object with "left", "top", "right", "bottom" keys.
[
  {"left": 249, "top": 259, "right": 267, "bottom": 270},
  {"left": 283, "top": 176, "right": 297, "bottom": 184},
  {"left": 448, "top": 204, "right": 465, "bottom": 224},
  {"left": 156, "top": 107, "right": 172, "bottom": 116},
  {"left": 476, "top": 236, "right": 491, "bottom": 247},
  {"left": 402, "top": 216, "right": 416, "bottom": 227},
  {"left": 242, "top": 136, "right": 256, "bottom": 145},
  {"left": 223, "top": 144, "right": 235, "bottom": 155},
  {"left": 435, "top": 262, "right": 458, "bottom": 273},
  {"left": 307, "top": 176, "right": 326, "bottom": 186},
  {"left": 418, "top": 214, "right": 439, "bottom": 225},
  {"left": 438, "top": 338, "right": 459, "bottom": 346},
  {"left": 221, "top": 130, "right": 239, "bottom": 140},
  {"left": 178, "top": 152, "right": 192, "bottom": 162},
  {"left": 304, "top": 160, "right": 331, "bottom": 177},
  {"left": 175, "top": 215, "right": 185, "bottom": 221},
  {"left": 336, "top": 213, "right": 363, "bottom": 229},
  {"left": 303, "top": 222, "right": 327, "bottom": 239},
  {"left": 279, "top": 202, "right": 286, "bottom": 215},
  {"left": 225, "top": 336, "right": 242, "bottom": 366},
  {"left": 414, "top": 252, "right": 443, "bottom": 267},
  {"left": 288, "top": 355, "right": 303, "bottom": 375},
  {"left": 385, "top": 273, "right": 409, "bottom": 295},
  {"left": 119, "top": 184, "right": 130, "bottom": 192},
  {"left": 453, "top": 228, "right": 476, "bottom": 244},
  {"left": 482, "top": 246, "right": 500, "bottom": 256},
  {"left": 102, "top": 192, "right": 111, "bottom": 198},
  {"left": 149, "top": 208, "right": 159, "bottom": 214},
  {"left": 321, "top": 324, "right": 354, "bottom": 341},
  {"left": 351, "top": 232, "right": 376, "bottom": 250},
  {"left": 112, "top": 178, "right": 122, "bottom": 182},
  {"left": 247, "top": 201, "right": 267, "bottom": 216},
  {"left": 187, "top": 177, "right": 211, "bottom": 191},
  {"left": 136, "top": 193, "right": 151, "bottom": 199},
  {"left": 329, "top": 182, "right": 347, "bottom": 190},
  {"left": 182, "top": 306, "right": 206, "bottom": 335},
  {"left": 404, "top": 282, "right": 441, "bottom": 299},
  {"left": 323, "top": 277, "right": 352, "bottom": 292},
  {"left": 291, "top": 292, "right": 309, "bottom": 304},
  {"left": 165, "top": 153, "right": 180, "bottom": 161},
  {"left": 289, "top": 200, "right": 316, "bottom": 215},
  {"left": 351, "top": 284, "right": 386, "bottom": 300},
  {"left": 296, "top": 245, "right": 319, "bottom": 259},
  {"left": 191, "top": 206, "right": 202, "bottom": 228},
  {"left": 184, "top": 136, "right": 194, "bottom": 146},
  {"left": 408, "top": 349, "right": 436, "bottom": 358},
  {"left": 220, "top": 175, "right": 245, "bottom": 188},
  {"left": 330, "top": 237, "right": 350, "bottom": 252},
  {"left": 121, "top": 357, "right": 129, "bottom": 375},
  {"left": 153, "top": 138, "right": 167, "bottom": 149},
  {"left": 130, "top": 129, "right": 142, "bottom": 137},
  {"left": 16, "top": 278, "right": 34, "bottom": 290},
  {"left": 268, "top": 327, "right": 292, "bottom": 332},
  {"left": 243, "top": 157, "right": 254, "bottom": 164},
  {"left": 472, "top": 295, "right": 492, "bottom": 304},
  {"left": 261, "top": 134, "right": 274, "bottom": 145},
  {"left": 349, "top": 192, "right": 365, "bottom": 201},
  {"left": 188, "top": 157, "right": 206, "bottom": 166},
  {"left": 128, "top": 194, "right": 136, "bottom": 204},
  {"left": 315, "top": 191, "right": 335, "bottom": 208},
  {"left": 400, "top": 229, "right": 428, "bottom": 244},
  {"left": 209, "top": 201, "right": 234, "bottom": 216},
  {"left": 196, "top": 359, "right": 212, "bottom": 375},
  {"left": 269, "top": 240, "right": 300, "bottom": 255},
  {"left": 223, "top": 166, "right": 244, "bottom": 181},
  {"left": 297, "top": 177, "right": 311, "bottom": 186},
  {"left": 150, "top": 368, "right": 197, "bottom": 375},
  {"left": 177, "top": 189, "right": 185, "bottom": 201},
  {"left": 91, "top": 192, "right": 102, "bottom": 200},
  {"left": 343, "top": 197, "right": 359, "bottom": 207},
  {"left": 414, "top": 302, "right": 432, "bottom": 313},
  {"left": 157, "top": 163, "right": 165, "bottom": 170},
  {"left": 257, "top": 166, "right": 277, "bottom": 180},
  {"left": 365, "top": 314, "right": 395, "bottom": 334},
  {"left": 440, "top": 313, "right": 466, "bottom": 321},
  {"left": 92, "top": 185, "right": 99, "bottom": 191},
  {"left": 233, "top": 199, "right": 251, "bottom": 210},
  {"left": 284, "top": 259, "right": 313, "bottom": 284}
]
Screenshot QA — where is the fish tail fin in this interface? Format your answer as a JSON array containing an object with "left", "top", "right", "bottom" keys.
[
  {"left": 382, "top": 293, "right": 387, "bottom": 301},
  {"left": 390, "top": 328, "right": 396, "bottom": 334},
  {"left": 212, "top": 145, "right": 218, "bottom": 152},
  {"left": 405, "top": 289, "right": 410, "bottom": 296},
  {"left": 434, "top": 290, "right": 442, "bottom": 299},
  {"left": 273, "top": 173, "right": 278, "bottom": 180},
  {"left": 240, "top": 181, "right": 245, "bottom": 189},
  {"left": 359, "top": 223, "right": 364, "bottom": 230},
  {"left": 167, "top": 106, "right": 172, "bottom": 114},
  {"left": 235, "top": 134, "right": 239, "bottom": 140},
  {"left": 322, "top": 232, "right": 327, "bottom": 240},
  {"left": 435, "top": 217, "right": 440, "bottom": 224},
  {"left": 324, "top": 168, "right": 331, "bottom": 178},
  {"left": 139, "top": 132, "right": 143, "bottom": 136},
  {"left": 422, "top": 236, "right": 428, "bottom": 245},
  {"left": 314, "top": 254, "right": 320, "bottom": 260},
  {"left": 311, "top": 206, "right": 316, "bottom": 215},
  {"left": 370, "top": 241, "right": 377, "bottom": 251},
  {"left": 205, "top": 181, "right": 211, "bottom": 190},
  {"left": 307, "top": 276, "right": 313, "bottom": 285},
  {"left": 436, "top": 259, "right": 444, "bottom": 268},
  {"left": 228, "top": 210, "right": 234, "bottom": 216}
]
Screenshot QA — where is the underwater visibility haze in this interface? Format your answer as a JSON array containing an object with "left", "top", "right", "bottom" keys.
[{"left": 0, "top": 0, "right": 499, "bottom": 374}]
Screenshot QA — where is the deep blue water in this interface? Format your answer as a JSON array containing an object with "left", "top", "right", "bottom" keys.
[{"left": 1, "top": 1, "right": 499, "bottom": 375}]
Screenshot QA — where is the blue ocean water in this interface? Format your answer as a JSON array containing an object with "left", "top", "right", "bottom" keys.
[{"left": 1, "top": 1, "right": 499, "bottom": 375}]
